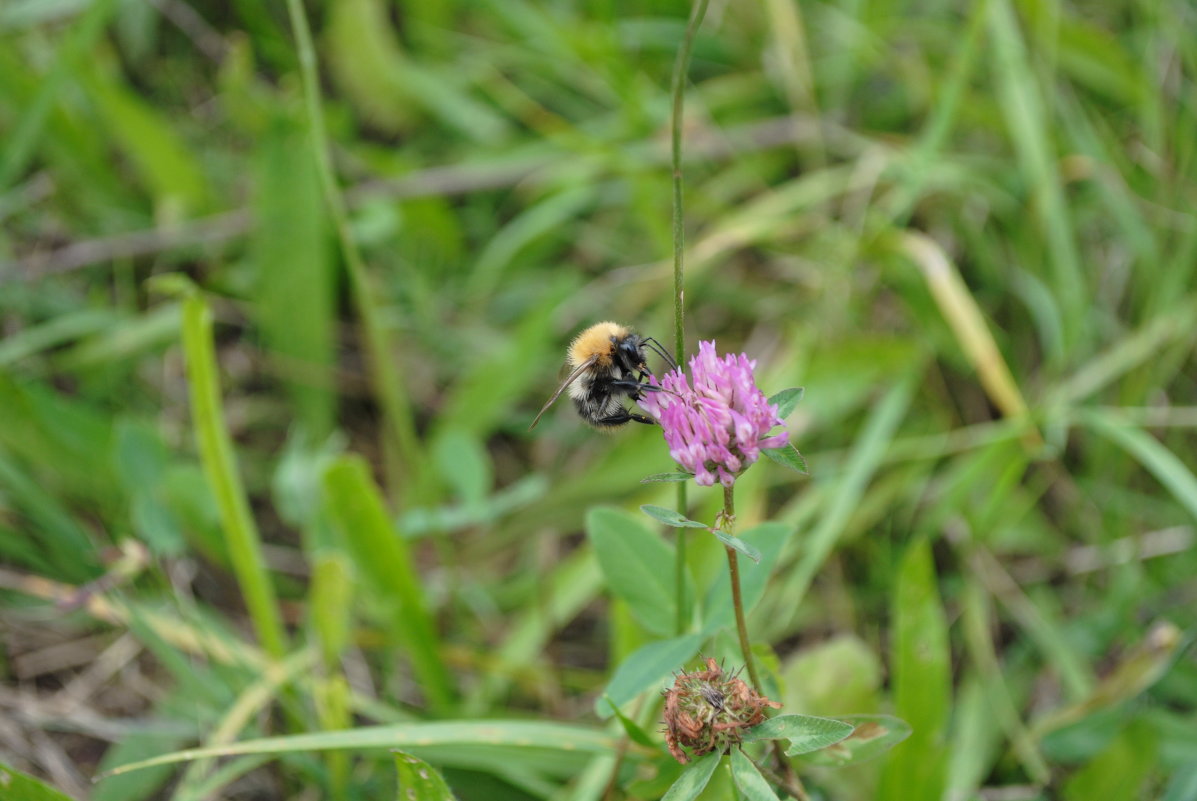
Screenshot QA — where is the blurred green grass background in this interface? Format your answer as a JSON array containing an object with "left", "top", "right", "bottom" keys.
[{"left": 1, "top": 0, "right": 1196, "bottom": 799}]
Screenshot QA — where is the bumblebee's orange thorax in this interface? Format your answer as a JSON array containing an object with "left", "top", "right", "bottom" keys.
[{"left": 568, "top": 321, "right": 628, "bottom": 368}]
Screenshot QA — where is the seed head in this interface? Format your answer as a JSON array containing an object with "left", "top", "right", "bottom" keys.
[{"left": 660, "top": 657, "right": 782, "bottom": 764}]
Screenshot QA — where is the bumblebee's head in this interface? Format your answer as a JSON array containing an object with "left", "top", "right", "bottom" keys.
[{"left": 614, "top": 333, "right": 649, "bottom": 374}]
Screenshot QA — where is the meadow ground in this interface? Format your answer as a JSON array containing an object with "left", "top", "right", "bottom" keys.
[{"left": 1, "top": 1, "right": 1195, "bottom": 799}]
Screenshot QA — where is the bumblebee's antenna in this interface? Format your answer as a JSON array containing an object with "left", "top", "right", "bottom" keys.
[{"left": 642, "top": 337, "right": 678, "bottom": 370}]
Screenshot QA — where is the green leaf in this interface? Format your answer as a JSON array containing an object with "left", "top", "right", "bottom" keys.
[
  {"left": 400, "top": 61, "right": 512, "bottom": 145},
  {"left": 0, "top": 762, "right": 76, "bottom": 800},
  {"left": 762, "top": 443, "right": 808, "bottom": 474},
  {"left": 0, "top": 447, "right": 98, "bottom": 582},
  {"left": 92, "top": 728, "right": 192, "bottom": 801},
  {"left": 431, "top": 427, "right": 493, "bottom": 506},
  {"left": 103, "top": 721, "right": 621, "bottom": 777},
  {"left": 801, "top": 715, "right": 913, "bottom": 767},
  {"left": 438, "top": 305, "right": 557, "bottom": 438},
  {"left": 743, "top": 714, "right": 854, "bottom": 755},
  {"left": 114, "top": 419, "right": 185, "bottom": 557},
  {"left": 661, "top": 751, "right": 721, "bottom": 801},
  {"left": 946, "top": 673, "right": 1005, "bottom": 798},
  {"left": 987, "top": 0, "right": 1086, "bottom": 347},
  {"left": 730, "top": 748, "right": 779, "bottom": 801},
  {"left": 84, "top": 66, "right": 211, "bottom": 216},
  {"left": 130, "top": 494, "right": 185, "bottom": 557},
  {"left": 1063, "top": 721, "right": 1157, "bottom": 801},
  {"left": 323, "top": 456, "right": 452, "bottom": 711},
  {"left": 0, "top": 308, "right": 116, "bottom": 367},
  {"left": 467, "top": 186, "right": 593, "bottom": 299},
  {"left": 711, "top": 530, "right": 761, "bottom": 563},
  {"left": 878, "top": 539, "right": 951, "bottom": 801},
  {"left": 461, "top": 547, "right": 601, "bottom": 714},
  {"left": 309, "top": 552, "right": 354, "bottom": 666},
  {"left": 594, "top": 633, "right": 705, "bottom": 718},
  {"left": 326, "top": 0, "right": 418, "bottom": 133},
  {"left": 768, "top": 387, "right": 804, "bottom": 418},
  {"left": 781, "top": 635, "right": 882, "bottom": 717},
  {"left": 628, "top": 758, "right": 685, "bottom": 800},
  {"left": 394, "top": 751, "right": 458, "bottom": 801},
  {"left": 640, "top": 504, "right": 709, "bottom": 528},
  {"left": 604, "top": 696, "right": 658, "bottom": 747},
  {"left": 587, "top": 507, "right": 689, "bottom": 637},
  {"left": 702, "top": 522, "right": 792, "bottom": 632},
  {"left": 181, "top": 293, "right": 287, "bottom": 660},
  {"left": 1163, "top": 764, "right": 1197, "bottom": 801},
  {"left": 1078, "top": 409, "right": 1197, "bottom": 524},
  {"left": 1055, "top": 16, "right": 1144, "bottom": 106},
  {"left": 640, "top": 472, "right": 694, "bottom": 483},
  {"left": 778, "top": 375, "right": 914, "bottom": 615},
  {"left": 252, "top": 120, "right": 334, "bottom": 439},
  {"left": 0, "top": 374, "right": 119, "bottom": 543},
  {"left": 114, "top": 419, "right": 168, "bottom": 493},
  {"left": 0, "top": 0, "right": 118, "bottom": 188}
]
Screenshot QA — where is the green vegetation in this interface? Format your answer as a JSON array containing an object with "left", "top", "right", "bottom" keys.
[{"left": 1, "top": 0, "right": 1195, "bottom": 799}]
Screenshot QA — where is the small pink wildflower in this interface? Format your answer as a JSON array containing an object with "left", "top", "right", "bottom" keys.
[{"left": 638, "top": 341, "right": 788, "bottom": 487}]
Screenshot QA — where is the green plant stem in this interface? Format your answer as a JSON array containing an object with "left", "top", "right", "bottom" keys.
[
  {"left": 669, "top": 0, "right": 709, "bottom": 637},
  {"left": 721, "top": 483, "right": 761, "bottom": 691},
  {"left": 671, "top": 0, "right": 708, "bottom": 365},
  {"left": 723, "top": 483, "right": 806, "bottom": 800},
  {"left": 675, "top": 482, "right": 689, "bottom": 634},
  {"left": 181, "top": 294, "right": 287, "bottom": 660},
  {"left": 283, "top": 0, "right": 426, "bottom": 504}
]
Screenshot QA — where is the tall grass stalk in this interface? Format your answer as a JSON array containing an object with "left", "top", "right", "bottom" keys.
[
  {"left": 283, "top": 0, "right": 426, "bottom": 502},
  {"left": 669, "top": 0, "right": 710, "bottom": 636},
  {"left": 181, "top": 293, "right": 287, "bottom": 660}
]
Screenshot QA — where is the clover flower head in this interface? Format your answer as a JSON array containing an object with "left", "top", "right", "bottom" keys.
[
  {"left": 638, "top": 341, "right": 787, "bottom": 486},
  {"left": 661, "top": 657, "right": 782, "bottom": 764}
]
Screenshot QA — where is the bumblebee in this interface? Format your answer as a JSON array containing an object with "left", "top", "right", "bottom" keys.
[{"left": 529, "top": 322, "right": 675, "bottom": 430}]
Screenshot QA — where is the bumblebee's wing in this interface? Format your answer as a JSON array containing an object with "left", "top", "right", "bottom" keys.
[{"left": 528, "top": 355, "right": 599, "bottom": 430}]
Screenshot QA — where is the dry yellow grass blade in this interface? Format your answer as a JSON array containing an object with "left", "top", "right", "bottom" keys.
[{"left": 900, "top": 231, "right": 1042, "bottom": 449}]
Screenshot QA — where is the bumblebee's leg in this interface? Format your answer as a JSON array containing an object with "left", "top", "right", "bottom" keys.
[
  {"left": 596, "top": 408, "right": 657, "bottom": 426},
  {"left": 610, "top": 379, "right": 662, "bottom": 396}
]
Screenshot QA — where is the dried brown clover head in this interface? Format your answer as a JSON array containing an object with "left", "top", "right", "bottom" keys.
[{"left": 661, "top": 657, "right": 782, "bottom": 764}]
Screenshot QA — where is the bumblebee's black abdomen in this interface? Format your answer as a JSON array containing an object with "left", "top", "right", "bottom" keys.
[
  {"left": 573, "top": 389, "right": 629, "bottom": 428},
  {"left": 560, "top": 355, "right": 656, "bottom": 429}
]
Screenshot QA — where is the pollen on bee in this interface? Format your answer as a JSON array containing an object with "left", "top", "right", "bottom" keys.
[{"left": 568, "top": 321, "right": 627, "bottom": 368}]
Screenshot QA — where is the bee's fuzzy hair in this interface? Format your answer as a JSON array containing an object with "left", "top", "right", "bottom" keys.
[{"left": 568, "top": 321, "right": 629, "bottom": 368}]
